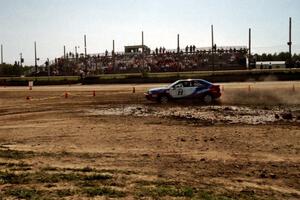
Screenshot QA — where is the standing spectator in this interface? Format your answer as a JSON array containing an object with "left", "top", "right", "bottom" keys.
[{"left": 185, "top": 46, "right": 188, "bottom": 53}]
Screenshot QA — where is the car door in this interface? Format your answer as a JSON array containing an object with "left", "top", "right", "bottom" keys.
[
  {"left": 169, "top": 82, "right": 184, "bottom": 98},
  {"left": 193, "top": 80, "right": 209, "bottom": 97},
  {"left": 182, "top": 81, "right": 197, "bottom": 98}
]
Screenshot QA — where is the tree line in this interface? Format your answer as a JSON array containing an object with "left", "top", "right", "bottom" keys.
[
  {"left": 254, "top": 52, "right": 300, "bottom": 62},
  {"left": 0, "top": 63, "right": 31, "bottom": 77}
]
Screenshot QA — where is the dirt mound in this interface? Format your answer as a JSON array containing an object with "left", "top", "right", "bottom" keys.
[{"left": 85, "top": 105, "right": 300, "bottom": 125}]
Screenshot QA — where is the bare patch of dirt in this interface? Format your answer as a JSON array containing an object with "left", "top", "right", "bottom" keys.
[{"left": 0, "top": 82, "right": 299, "bottom": 199}]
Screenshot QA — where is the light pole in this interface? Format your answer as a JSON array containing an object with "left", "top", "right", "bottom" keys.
[
  {"left": 84, "top": 34, "right": 87, "bottom": 57},
  {"left": 34, "top": 41, "right": 38, "bottom": 75},
  {"left": 1, "top": 44, "right": 3, "bottom": 64},
  {"left": 20, "top": 53, "right": 23, "bottom": 67},
  {"left": 288, "top": 17, "right": 292, "bottom": 62},
  {"left": 288, "top": 17, "right": 292, "bottom": 59},
  {"left": 141, "top": 31, "right": 145, "bottom": 70},
  {"left": 63, "top": 45, "right": 66, "bottom": 59},
  {"left": 46, "top": 58, "right": 50, "bottom": 77},
  {"left": 177, "top": 34, "right": 180, "bottom": 53},
  {"left": 211, "top": 25, "right": 215, "bottom": 72},
  {"left": 75, "top": 46, "right": 80, "bottom": 59},
  {"left": 177, "top": 34, "right": 180, "bottom": 73},
  {"left": 112, "top": 40, "right": 115, "bottom": 72},
  {"left": 248, "top": 28, "right": 252, "bottom": 69},
  {"left": 84, "top": 35, "right": 87, "bottom": 73}
]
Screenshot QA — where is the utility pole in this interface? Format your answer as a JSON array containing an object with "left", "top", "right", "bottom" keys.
[
  {"left": 1, "top": 44, "right": 3, "bottom": 64},
  {"left": 288, "top": 17, "right": 292, "bottom": 60},
  {"left": 142, "top": 31, "right": 144, "bottom": 49},
  {"left": 142, "top": 31, "right": 145, "bottom": 69},
  {"left": 20, "top": 53, "right": 23, "bottom": 67},
  {"left": 34, "top": 41, "right": 38, "bottom": 74},
  {"left": 112, "top": 40, "right": 115, "bottom": 72},
  {"left": 84, "top": 35, "right": 87, "bottom": 73},
  {"left": 75, "top": 46, "right": 79, "bottom": 60},
  {"left": 249, "top": 28, "right": 251, "bottom": 58},
  {"left": 177, "top": 34, "right": 180, "bottom": 53},
  {"left": 211, "top": 25, "right": 215, "bottom": 72},
  {"left": 248, "top": 28, "right": 252, "bottom": 69},
  {"left": 112, "top": 40, "right": 115, "bottom": 54},
  {"left": 47, "top": 58, "right": 50, "bottom": 77},
  {"left": 84, "top": 34, "right": 87, "bottom": 57},
  {"left": 63, "top": 45, "right": 66, "bottom": 59}
]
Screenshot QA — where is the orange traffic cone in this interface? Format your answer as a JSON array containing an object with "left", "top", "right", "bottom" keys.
[
  {"left": 292, "top": 85, "right": 296, "bottom": 92},
  {"left": 93, "top": 90, "right": 96, "bottom": 97},
  {"left": 132, "top": 87, "right": 136, "bottom": 93},
  {"left": 64, "top": 91, "right": 68, "bottom": 98}
]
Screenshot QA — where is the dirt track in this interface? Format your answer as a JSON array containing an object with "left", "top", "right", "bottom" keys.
[{"left": 0, "top": 81, "right": 299, "bottom": 199}]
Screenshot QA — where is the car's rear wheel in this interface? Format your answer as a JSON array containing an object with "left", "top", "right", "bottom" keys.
[
  {"left": 159, "top": 96, "right": 169, "bottom": 104},
  {"left": 203, "top": 94, "right": 213, "bottom": 104}
]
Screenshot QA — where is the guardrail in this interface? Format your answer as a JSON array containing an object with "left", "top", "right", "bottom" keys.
[{"left": 0, "top": 68, "right": 299, "bottom": 85}]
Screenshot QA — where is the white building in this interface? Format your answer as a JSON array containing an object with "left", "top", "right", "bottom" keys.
[{"left": 255, "top": 61, "right": 286, "bottom": 69}]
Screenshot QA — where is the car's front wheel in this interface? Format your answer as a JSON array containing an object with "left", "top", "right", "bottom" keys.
[{"left": 159, "top": 95, "right": 169, "bottom": 104}]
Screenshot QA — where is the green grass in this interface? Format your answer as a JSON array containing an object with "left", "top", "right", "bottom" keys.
[
  {"left": 137, "top": 185, "right": 195, "bottom": 198},
  {"left": 0, "top": 171, "right": 29, "bottom": 184},
  {"left": 84, "top": 173, "right": 112, "bottom": 181},
  {"left": 0, "top": 161, "right": 31, "bottom": 168},
  {"left": 5, "top": 188, "right": 43, "bottom": 200},
  {"left": 0, "top": 170, "right": 112, "bottom": 184},
  {"left": 134, "top": 180, "right": 259, "bottom": 200},
  {"left": 4, "top": 188, "right": 79, "bottom": 199},
  {"left": 55, "top": 189, "right": 77, "bottom": 197},
  {"left": 0, "top": 149, "right": 35, "bottom": 159},
  {"left": 83, "top": 187, "right": 126, "bottom": 198},
  {"left": 0, "top": 148, "right": 103, "bottom": 161},
  {"left": 4, "top": 187, "right": 125, "bottom": 199}
]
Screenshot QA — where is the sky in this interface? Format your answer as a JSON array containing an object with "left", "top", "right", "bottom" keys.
[{"left": 0, "top": 0, "right": 300, "bottom": 65}]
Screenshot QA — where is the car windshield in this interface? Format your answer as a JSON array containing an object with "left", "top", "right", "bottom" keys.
[
  {"left": 167, "top": 80, "right": 182, "bottom": 88},
  {"left": 167, "top": 80, "right": 211, "bottom": 88}
]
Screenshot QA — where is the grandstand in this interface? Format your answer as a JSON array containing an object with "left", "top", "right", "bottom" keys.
[{"left": 48, "top": 45, "right": 249, "bottom": 76}]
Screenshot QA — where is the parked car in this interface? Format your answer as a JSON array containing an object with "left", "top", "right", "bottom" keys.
[{"left": 145, "top": 79, "right": 221, "bottom": 103}]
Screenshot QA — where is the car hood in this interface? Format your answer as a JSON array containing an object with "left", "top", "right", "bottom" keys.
[{"left": 149, "top": 87, "right": 168, "bottom": 93}]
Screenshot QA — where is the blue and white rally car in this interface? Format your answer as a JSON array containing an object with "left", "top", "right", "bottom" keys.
[{"left": 145, "top": 79, "right": 221, "bottom": 103}]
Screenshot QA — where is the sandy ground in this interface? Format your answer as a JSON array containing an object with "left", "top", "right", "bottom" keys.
[{"left": 0, "top": 81, "right": 299, "bottom": 199}]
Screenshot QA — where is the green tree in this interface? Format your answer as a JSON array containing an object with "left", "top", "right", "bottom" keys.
[{"left": 0, "top": 63, "right": 25, "bottom": 76}]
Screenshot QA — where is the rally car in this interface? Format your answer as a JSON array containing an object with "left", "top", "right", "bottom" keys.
[{"left": 145, "top": 79, "right": 221, "bottom": 103}]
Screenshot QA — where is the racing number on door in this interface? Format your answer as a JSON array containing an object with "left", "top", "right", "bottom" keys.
[{"left": 177, "top": 89, "right": 183, "bottom": 96}]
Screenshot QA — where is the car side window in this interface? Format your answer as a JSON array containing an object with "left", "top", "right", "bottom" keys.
[
  {"left": 193, "top": 81, "right": 205, "bottom": 88},
  {"left": 182, "top": 81, "right": 191, "bottom": 87},
  {"left": 175, "top": 83, "right": 183, "bottom": 88}
]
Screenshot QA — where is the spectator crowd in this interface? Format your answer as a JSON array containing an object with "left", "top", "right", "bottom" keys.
[{"left": 50, "top": 46, "right": 248, "bottom": 76}]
